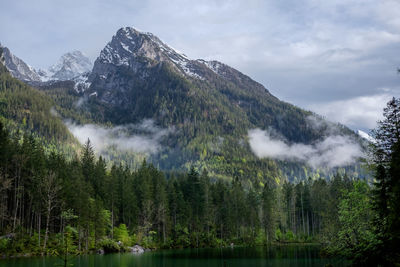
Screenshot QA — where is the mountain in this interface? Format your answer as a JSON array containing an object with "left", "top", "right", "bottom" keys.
[
  {"left": 86, "top": 27, "right": 353, "bottom": 140},
  {"left": 43, "top": 50, "right": 92, "bottom": 81},
  {"left": 0, "top": 28, "right": 368, "bottom": 183},
  {"left": 88, "top": 27, "right": 271, "bottom": 109},
  {"left": 0, "top": 44, "right": 41, "bottom": 82},
  {"left": 76, "top": 27, "right": 365, "bottom": 182}
]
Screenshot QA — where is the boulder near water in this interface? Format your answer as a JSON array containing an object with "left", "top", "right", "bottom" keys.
[{"left": 129, "top": 245, "right": 145, "bottom": 254}]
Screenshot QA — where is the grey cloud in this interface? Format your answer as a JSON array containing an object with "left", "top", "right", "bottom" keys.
[
  {"left": 307, "top": 93, "right": 400, "bottom": 131},
  {"left": 73, "top": 97, "right": 87, "bottom": 108},
  {"left": 248, "top": 128, "right": 363, "bottom": 169},
  {"left": 66, "top": 119, "right": 173, "bottom": 155},
  {"left": 50, "top": 107, "right": 59, "bottom": 117}
]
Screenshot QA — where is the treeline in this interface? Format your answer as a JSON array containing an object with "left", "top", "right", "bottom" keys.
[{"left": 0, "top": 121, "right": 364, "bottom": 256}]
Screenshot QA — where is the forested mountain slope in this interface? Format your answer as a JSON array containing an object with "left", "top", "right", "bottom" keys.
[
  {"left": 0, "top": 48, "right": 70, "bottom": 142},
  {"left": 0, "top": 29, "right": 368, "bottom": 184}
]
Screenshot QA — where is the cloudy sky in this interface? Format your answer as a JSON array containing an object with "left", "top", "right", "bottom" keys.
[{"left": 1, "top": 0, "right": 399, "bottom": 132}]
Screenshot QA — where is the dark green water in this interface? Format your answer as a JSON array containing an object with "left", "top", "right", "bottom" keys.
[{"left": 0, "top": 245, "right": 350, "bottom": 267}]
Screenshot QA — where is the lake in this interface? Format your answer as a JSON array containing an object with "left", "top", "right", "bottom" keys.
[{"left": 0, "top": 245, "right": 350, "bottom": 267}]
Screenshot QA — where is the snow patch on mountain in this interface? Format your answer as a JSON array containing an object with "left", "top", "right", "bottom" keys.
[
  {"left": 47, "top": 51, "right": 92, "bottom": 80},
  {"left": 99, "top": 43, "right": 130, "bottom": 66},
  {"left": 73, "top": 72, "right": 92, "bottom": 93},
  {"left": 169, "top": 57, "right": 204, "bottom": 80},
  {"left": 200, "top": 60, "right": 224, "bottom": 75},
  {"left": 357, "top": 130, "right": 375, "bottom": 143}
]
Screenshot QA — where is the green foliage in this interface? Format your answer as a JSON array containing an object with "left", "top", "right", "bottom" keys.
[
  {"left": 173, "top": 224, "right": 190, "bottom": 248},
  {"left": 275, "top": 229, "right": 283, "bottom": 242},
  {"left": 141, "top": 230, "right": 157, "bottom": 249},
  {"left": 337, "top": 182, "right": 375, "bottom": 252},
  {"left": 324, "top": 181, "right": 382, "bottom": 265},
  {"left": 254, "top": 230, "right": 266, "bottom": 246},
  {"left": 114, "top": 224, "right": 131, "bottom": 246},
  {"left": 56, "top": 225, "right": 78, "bottom": 260},
  {"left": 0, "top": 238, "right": 9, "bottom": 252},
  {"left": 285, "top": 230, "right": 295, "bottom": 241}
]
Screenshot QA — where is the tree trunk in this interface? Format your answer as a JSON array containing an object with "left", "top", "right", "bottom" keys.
[
  {"left": 163, "top": 220, "right": 166, "bottom": 244},
  {"left": 301, "top": 191, "right": 305, "bottom": 235},
  {"left": 86, "top": 228, "right": 89, "bottom": 251},
  {"left": 38, "top": 212, "right": 41, "bottom": 248},
  {"left": 43, "top": 199, "right": 51, "bottom": 251},
  {"left": 111, "top": 204, "right": 114, "bottom": 240},
  {"left": 78, "top": 225, "right": 81, "bottom": 251},
  {"left": 13, "top": 179, "right": 18, "bottom": 230}
]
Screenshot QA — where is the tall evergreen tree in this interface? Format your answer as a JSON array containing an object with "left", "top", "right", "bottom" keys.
[
  {"left": 369, "top": 97, "right": 400, "bottom": 265},
  {"left": 262, "top": 181, "right": 276, "bottom": 243}
]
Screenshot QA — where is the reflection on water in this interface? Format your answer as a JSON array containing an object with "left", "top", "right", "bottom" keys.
[{"left": 0, "top": 245, "right": 350, "bottom": 267}]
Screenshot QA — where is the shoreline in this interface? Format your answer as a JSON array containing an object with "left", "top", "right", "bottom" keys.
[{"left": 0, "top": 242, "right": 323, "bottom": 260}]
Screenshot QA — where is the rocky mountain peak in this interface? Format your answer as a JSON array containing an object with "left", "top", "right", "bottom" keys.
[
  {"left": 97, "top": 27, "right": 188, "bottom": 67},
  {"left": 0, "top": 45, "right": 41, "bottom": 82},
  {"left": 93, "top": 27, "right": 228, "bottom": 85},
  {"left": 46, "top": 50, "right": 92, "bottom": 81}
]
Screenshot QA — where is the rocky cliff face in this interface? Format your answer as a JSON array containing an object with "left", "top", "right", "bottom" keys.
[
  {"left": 87, "top": 27, "right": 270, "bottom": 106},
  {"left": 0, "top": 45, "right": 42, "bottom": 82}
]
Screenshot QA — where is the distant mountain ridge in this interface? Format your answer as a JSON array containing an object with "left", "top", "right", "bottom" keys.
[{"left": 0, "top": 44, "right": 92, "bottom": 84}]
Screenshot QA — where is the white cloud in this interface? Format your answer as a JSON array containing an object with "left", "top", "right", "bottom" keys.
[
  {"left": 248, "top": 128, "right": 363, "bottom": 169},
  {"left": 66, "top": 119, "right": 172, "bottom": 155},
  {"left": 307, "top": 93, "right": 397, "bottom": 130}
]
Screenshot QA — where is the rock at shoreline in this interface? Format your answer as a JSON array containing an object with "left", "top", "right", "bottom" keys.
[{"left": 128, "top": 245, "right": 145, "bottom": 254}]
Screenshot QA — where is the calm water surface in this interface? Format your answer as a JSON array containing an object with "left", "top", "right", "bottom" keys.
[{"left": 0, "top": 245, "right": 350, "bottom": 267}]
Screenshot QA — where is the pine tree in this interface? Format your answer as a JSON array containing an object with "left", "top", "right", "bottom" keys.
[
  {"left": 369, "top": 97, "right": 400, "bottom": 264},
  {"left": 81, "top": 139, "right": 95, "bottom": 185},
  {"left": 262, "top": 181, "right": 276, "bottom": 243}
]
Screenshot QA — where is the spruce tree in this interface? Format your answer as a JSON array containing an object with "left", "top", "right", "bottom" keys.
[{"left": 370, "top": 97, "right": 400, "bottom": 265}]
